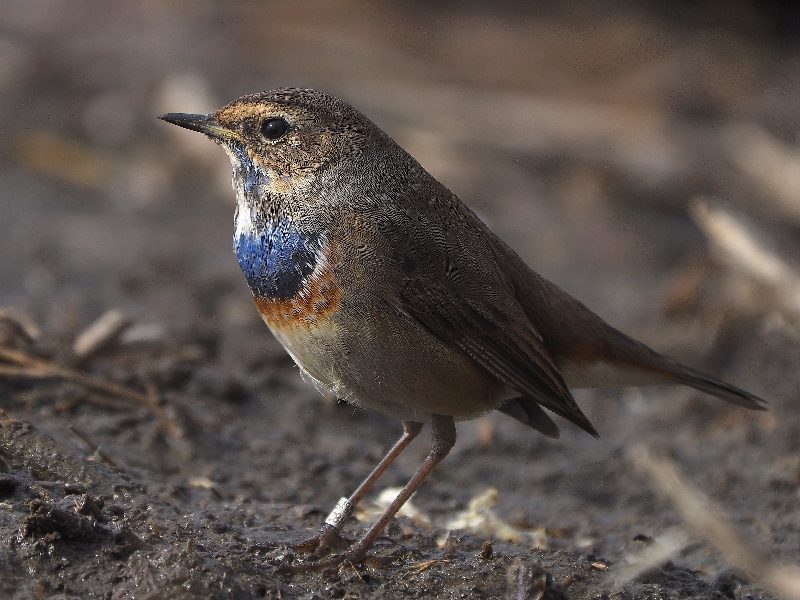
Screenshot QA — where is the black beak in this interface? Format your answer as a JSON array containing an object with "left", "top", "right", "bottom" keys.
[{"left": 158, "top": 113, "right": 241, "bottom": 142}]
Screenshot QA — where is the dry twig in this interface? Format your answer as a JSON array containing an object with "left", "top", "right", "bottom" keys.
[
  {"left": 0, "top": 346, "right": 148, "bottom": 404},
  {"left": 0, "top": 309, "right": 41, "bottom": 345},
  {"left": 613, "top": 528, "right": 690, "bottom": 588},
  {"left": 629, "top": 445, "right": 800, "bottom": 600},
  {"left": 143, "top": 380, "right": 182, "bottom": 440},
  {"left": 67, "top": 424, "right": 118, "bottom": 468},
  {"left": 690, "top": 199, "right": 800, "bottom": 329},
  {"left": 1, "top": 341, "right": 183, "bottom": 445},
  {"left": 72, "top": 309, "right": 130, "bottom": 362},
  {"left": 724, "top": 124, "right": 800, "bottom": 225}
]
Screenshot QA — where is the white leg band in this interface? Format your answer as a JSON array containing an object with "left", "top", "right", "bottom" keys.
[{"left": 324, "top": 496, "right": 354, "bottom": 527}]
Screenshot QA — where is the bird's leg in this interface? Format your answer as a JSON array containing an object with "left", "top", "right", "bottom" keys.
[
  {"left": 290, "top": 415, "right": 456, "bottom": 571},
  {"left": 293, "top": 420, "right": 424, "bottom": 555}
]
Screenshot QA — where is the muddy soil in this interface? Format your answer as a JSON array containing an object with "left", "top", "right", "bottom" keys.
[{"left": 1, "top": 3, "right": 799, "bottom": 599}]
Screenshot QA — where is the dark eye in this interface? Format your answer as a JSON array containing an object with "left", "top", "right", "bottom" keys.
[{"left": 260, "top": 117, "right": 290, "bottom": 140}]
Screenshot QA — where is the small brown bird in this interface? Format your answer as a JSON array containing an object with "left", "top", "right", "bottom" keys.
[{"left": 159, "top": 88, "right": 766, "bottom": 570}]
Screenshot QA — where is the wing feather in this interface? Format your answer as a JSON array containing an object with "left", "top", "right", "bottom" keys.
[{"left": 397, "top": 280, "right": 598, "bottom": 436}]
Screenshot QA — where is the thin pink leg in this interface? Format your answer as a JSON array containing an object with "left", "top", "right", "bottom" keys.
[
  {"left": 291, "top": 415, "right": 456, "bottom": 571},
  {"left": 293, "top": 420, "right": 423, "bottom": 553}
]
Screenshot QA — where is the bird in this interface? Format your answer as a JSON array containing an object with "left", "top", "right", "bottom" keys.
[{"left": 159, "top": 88, "right": 766, "bottom": 570}]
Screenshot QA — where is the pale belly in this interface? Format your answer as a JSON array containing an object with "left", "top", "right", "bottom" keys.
[{"left": 261, "top": 306, "right": 508, "bottom": 423}]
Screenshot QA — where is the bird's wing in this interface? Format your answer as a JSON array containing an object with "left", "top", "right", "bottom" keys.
[
  {"left": 394, "top": 277, "right": 598, "bottom": 436},
  {"left": 498, "top": 396, "right": 561, "bottom": 438}
]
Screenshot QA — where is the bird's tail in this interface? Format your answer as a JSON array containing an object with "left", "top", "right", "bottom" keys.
[
  {"left": 509, "top": 264, "right": 768, "bottom": 411},
  {"left": 602, "top": 326, "right": 768, "bottom": 410},
  {"left": 655, "top": 359, "right": 767, "bottom": 410}
]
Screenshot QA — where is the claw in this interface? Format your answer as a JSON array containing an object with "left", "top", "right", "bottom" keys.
[
  {"left": 292, "top": 524, "right": 350, "bottom": 556},
  {"left": 287, "top": 542, "right": 371, "bottom": 573}
]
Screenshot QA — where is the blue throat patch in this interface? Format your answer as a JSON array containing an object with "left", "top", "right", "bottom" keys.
[
  {"left": 227, "top": 141, "right": 321, "bottom": 300},
  {"left": 234, "top": 220, "right": 321, "bottom": 300}
]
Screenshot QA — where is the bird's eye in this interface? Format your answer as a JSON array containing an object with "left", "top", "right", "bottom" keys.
[{"left": 260, "top": 117, "right": 291, "bottom": 140}]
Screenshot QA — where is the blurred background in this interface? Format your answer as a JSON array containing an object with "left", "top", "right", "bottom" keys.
[
  {"left": 1, "top": 2, "right": 799, "bottom": 597},
  {"left": 2, "top": 1, "right": 800, "bottom": 337}
]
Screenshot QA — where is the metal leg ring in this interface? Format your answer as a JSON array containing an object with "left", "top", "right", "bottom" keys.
[{"left": 323, "top": 497, "right": 354, "bottom": 528}]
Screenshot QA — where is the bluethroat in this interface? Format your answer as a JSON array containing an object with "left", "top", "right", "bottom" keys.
[{"left": 160, "top": 88, "right": 766, "bottom": 570}]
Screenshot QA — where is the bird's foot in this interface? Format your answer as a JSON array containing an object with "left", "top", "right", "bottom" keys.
[
  {"left": 285, "top": 539, "right": 392, "bottom": 573},
  {"left": 291, "top": 524, "right": 350, "bottom": 556}
]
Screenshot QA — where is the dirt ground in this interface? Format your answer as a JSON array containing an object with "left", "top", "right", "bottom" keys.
[{"left": 1, "top": 3, "right": 799, "bottom": 599}]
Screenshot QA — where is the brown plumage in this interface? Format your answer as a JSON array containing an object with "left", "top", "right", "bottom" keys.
[{"left": 159, "top": 88, "right": 766, "bottom": 569}]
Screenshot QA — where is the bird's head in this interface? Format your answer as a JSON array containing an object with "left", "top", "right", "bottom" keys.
[{"left": 160, "top": 88, "right": 373, "bottom": 200}]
